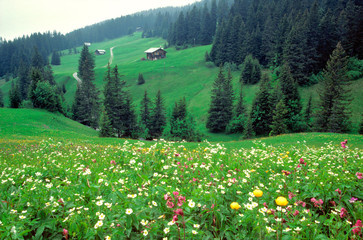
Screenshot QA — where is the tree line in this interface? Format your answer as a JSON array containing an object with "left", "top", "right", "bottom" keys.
[
  {"left": 207, "top": 42, "right": 360, "bottom": 136},
  {"left": 72, "top": 45, "right": 202, "bottom": 141},
  {"left": 209, "top": 0, "right": 363, "bottom": 86}
]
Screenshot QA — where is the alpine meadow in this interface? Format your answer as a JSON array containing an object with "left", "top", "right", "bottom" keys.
[{"left": 0, "top": 0, "right": 362, "bottom": 239}]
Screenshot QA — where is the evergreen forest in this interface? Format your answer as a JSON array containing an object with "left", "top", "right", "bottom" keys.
[{"left": 0, "top": 0, "right": 362, "bottom": 141}]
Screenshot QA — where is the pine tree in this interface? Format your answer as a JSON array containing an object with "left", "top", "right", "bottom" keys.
[
  {"left": 206, "top": 65, "right": 233, "bottom": 132},
  {"left": 240, "top": 55, "right": 261, "bottom": 84},
  {"left": 279, "top": 63, "right": 303, "bottom": 132},
  {"left": 250, "top": 73, "right": 273, "bottom": 136},
  {"left": 314, "top": 42, "right": 351, "bottom": 133},
  {"left": 99, "top": 110, "right": 113, "bottom": 137},
  {"left": 31, "top": 81, "right": 61, "bottom": 112},
  {"left": 72, "top": 45, "right": 100, "bottom": 129},
  {"left": 28, "top": 68, "right": 43, "bottom": 105},
  {"left": 283, "top": 17, "right": 309, "bottom": 86},
  {"left": 243, "top": 116, "right": 255, "bottom": 139},
  {"left": 226, "top": 84, "right": 247, "bottom": 134},
  {"left": 139, "top": 90, "right": 152, "bottom": 139},
  {"left": 9, "top": 81, "right": 21, "bottom": 108},
  {"left": 137, "top": 73, "right": 145, "bottom": 85},
  {"left": 51, "top": 51, "right": 61, "bottom": 65},
  {"left": 18, "top": 61, "right": 31, "bottom": 100},
  {"left": 270, "top": 99, "right": 289, "bottom": 136},
  {"left": 150, "top": 90, "right": 166, "bottom": 138},
  {"left": 168, "top": 97, "right": 201, "bottom": 142}
]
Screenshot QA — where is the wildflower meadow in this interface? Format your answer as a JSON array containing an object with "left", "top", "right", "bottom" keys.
[{"left": 0, "top": 138, "right": 362, "bottom": 239}]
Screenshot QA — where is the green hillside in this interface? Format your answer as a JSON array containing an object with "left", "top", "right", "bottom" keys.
[
  {"left": 0, "top": 108, "right": 362, "bottom": 149},
  {"left": 0, "top": 108, "right": 97, "bottom": 141},
  {"left": 1, "top": 32, "right": 362, "bottom": 139}
]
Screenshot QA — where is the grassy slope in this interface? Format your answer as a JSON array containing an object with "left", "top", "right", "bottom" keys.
[
  {"left": 0, "top": 108, "right": 362, "bottom": 149},
  {"left": 1, "top": 32, "right": 362, "bottom": 139},
  {"left": 0, "top": 108, "right": 97, "bottom": 141}
]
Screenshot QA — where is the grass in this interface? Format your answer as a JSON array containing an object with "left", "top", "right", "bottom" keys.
[
  {"left": 0, "top": 108, "right": 362, "bottom": 150},
  {"left": 0, "top": 32, "right": 362, "bottom": 139},
  {"left": 0, "top": 115, "right": 362, "bottom": 239}
]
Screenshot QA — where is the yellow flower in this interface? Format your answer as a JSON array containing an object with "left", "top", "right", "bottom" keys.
[
  {"left": 230, "top": 202, "right": 241, "bottom": 210},
  {"left": 275, "top": 196, "right": 288, "bottom": 206},
  {"left": 253, "top": 189, "right": 263, "bottom": 197}
]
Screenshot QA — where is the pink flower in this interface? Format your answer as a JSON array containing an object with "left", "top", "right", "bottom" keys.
[
  {"left": 211, "top": 204, "right": 215, "bottom": 209},
  {"left": 356, "top": 172, "right": 363, "bottom": 179},
  {"left": 173, "top": 191, "right": 179, "bottom": 196},
  {"left": 110, "top": 160, "right": 116, "bottom": 165},
  {"left": 177, "top": 196, "right": 186, "bottom": 206},
  {"left": 164, "top": 194, "right": 171, "bottom": 201},
  {"left": 288, "top": 191, "right": 296, "bottom": 199},
  {"left": 335, "top": 188, "right": 342, "bottom": 195},
  {"left": 63, "top": 229, "right": 69, "bottom": 240},
  {"left": 263, "top": 202, "right": 268, "bottom": 208},
  {"left": 172, "top": 214, "right": 179, "bottom": 226},
  {"left": 311, "top": 198, "right": 323, "bottom": 208},
  {"left": 293, "top": 210, "right": 300, "bottom": 216},
  {"left": 340, "top": 207, "right": 348, "bottom": 218},
  {"left": 174, "top": 208, "right": 184, "bottom": 216},
  {"left": 177, "top": 162, "right": 181, "bottom": 165},
  {"left": 349, "top": 197, "right": 358, "bottom": 203},
  {"left": 166, "top": 201, "right": 175, "bottom": 208},
  {"left": 193, "top": 178, "right": 197, "bottom": 182},
  {"left": 352, "top": 220, "right": 362, "bottom": 235}
]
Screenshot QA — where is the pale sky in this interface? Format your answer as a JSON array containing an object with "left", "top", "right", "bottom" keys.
[{"left": 0, "top": 0, "right": 200, "bottom": 41}]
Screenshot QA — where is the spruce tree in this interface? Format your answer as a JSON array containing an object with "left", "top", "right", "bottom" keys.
[
  {"left": 270, "top": 99, "right": 289, "bottom": 136},
  {"left": 137, "top": 73, "right": 145, "bottom": 85},
  {"left": 139, "top": 90, "right": 152, "bottom": 139},
  {"left": 150, "top": 90, "right": 166, "bottom": 138},
  {"left": 168, "top": 97, "right": 201, "bottom": 142},
  {"left": 240, "top": 55, "right": 261, "bottom": 84},
  {"left": 250, "top": 73, "right": 273, "bottom": 136},
  {"left": 72, "top": 45, "right": 100, "bottom": 129},
  {"left": 99, "top": 110, "right": 113, "bottom": 137},
  {"left": 18, "top": 61, "right": 31, "bottom": 100},
  {"left": 314, "top": 42, "right": 351, "bottom": 133},
  {"left": 28, "top": 68, "right": 43, "bottom": 106},
  {"left": 51, "top": 51, "right": 61, "bottom": 65},
  {"left": 206, "top": 65, "right": 233, "bottom": 132},
  {"left": 226, "top": 84, "right": 247, "bottom": 134},
  {"left": 279, "top": 63, "right": 303, "bottom": 132},
  {"left": 9, "top": 81, "right": 21, "bottom": 108}
]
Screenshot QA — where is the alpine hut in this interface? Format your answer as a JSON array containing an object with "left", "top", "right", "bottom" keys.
[{"left": 144, "top": 47, "right": 167, "bottom": 60}]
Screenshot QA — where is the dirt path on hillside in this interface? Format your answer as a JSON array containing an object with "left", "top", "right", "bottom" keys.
[
  {"left": 104, "top": 46, "right": 115, "bottom": 67},
  {"left": 72, "top": 72, "right": 82, "bottom": 84}
]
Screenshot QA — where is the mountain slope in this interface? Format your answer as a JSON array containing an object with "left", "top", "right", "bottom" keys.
[{"left": 0, "top": 108, "right": 97, "bottom": 140}]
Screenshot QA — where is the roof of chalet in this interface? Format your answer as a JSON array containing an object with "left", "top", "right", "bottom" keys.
[
  {"left": 95, "top": 49, "right": 106, "bottom": 52},
  {"left": 144, "top": 47, "right": 166, "bottom": 53}
]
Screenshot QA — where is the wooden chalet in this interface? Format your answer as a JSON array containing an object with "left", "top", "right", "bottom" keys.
[
  {"left": 144, "top": 47, "right": 167, "bottom": 60},
  {"left": 95, "top": 49, "right": 106, "bottom": 55}
]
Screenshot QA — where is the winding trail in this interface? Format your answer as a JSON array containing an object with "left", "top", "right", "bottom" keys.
[
  {"left": 72, "top": 72, "right": 82, "bottom": 84},
  {"left": 104, "top": 46, "right": 115, "bottom": 67}
]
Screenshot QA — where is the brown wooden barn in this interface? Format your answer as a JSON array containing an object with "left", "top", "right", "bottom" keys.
[{"left": 144, "top": 47, "right": 167, "bottom": 60}]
